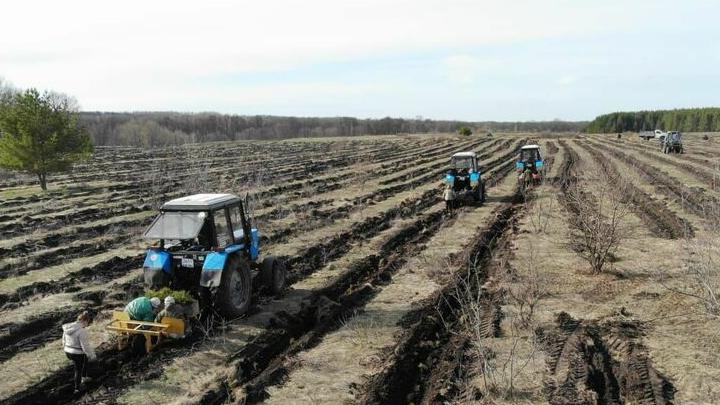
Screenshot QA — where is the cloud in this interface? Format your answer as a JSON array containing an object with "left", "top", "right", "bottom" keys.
[
  {"left": 0, "top": 0, "right": 716, "bottom": 118},
  {"left": 442, "top": 55, "right": 509, "bottom": 85},
  {"left": 557, "top": 76, "right": 578, "bottom": 86},
  {"left": 443, "top": 55, "right": 483, "bottom": 84}
]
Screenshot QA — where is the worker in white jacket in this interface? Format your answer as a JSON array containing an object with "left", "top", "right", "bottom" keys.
[
  {"left": 62, "top": 311, "right": 96, "bottom": 393},
  {"left": 443, "top": 184, "right": 456, "bottom": 213}
]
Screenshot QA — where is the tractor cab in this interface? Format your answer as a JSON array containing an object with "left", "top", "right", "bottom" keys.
[
  {"left": 445, "top": 152, "right": 485, "bottom": 202},
  {"left": 141, "top": 193, "right": 285, "bottom": 318},
  {"left": 516, "top": 145, "right": 544, "bottom": 172},
  {"left": 450, "top": 151, "right": 479, "bottom": 174}
]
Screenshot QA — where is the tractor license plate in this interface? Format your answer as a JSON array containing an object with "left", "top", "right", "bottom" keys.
[{"left": 181, "top": 258, "right": 194, "bottom": 268}]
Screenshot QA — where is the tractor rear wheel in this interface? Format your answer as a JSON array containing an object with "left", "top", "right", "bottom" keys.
[
  {"left": 216, "top": 255, "right": 252, "bottom": 318},
  {"left": 261, "top": 256, "right": 286, "bottom": 296}
]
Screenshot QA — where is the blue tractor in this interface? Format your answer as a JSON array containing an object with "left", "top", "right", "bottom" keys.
[
  {"left": 141, "top": 193, "right": 286, "bottom": 318},
  {"left": 445, "top": 151, "right": 486, "bottom": 203},
  {"left": 516, "top": 144, "right": 544, "bottom": 190}
]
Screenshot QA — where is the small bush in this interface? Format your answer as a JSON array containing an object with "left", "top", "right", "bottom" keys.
[
  {"left": 566, "top": 174, "right": 631, "bottom": 274},
  {"left": 458, "top": 127, "right": 473, "bottom": 136},
  {"left": 146, "top": 287, "right": 195, "bottom": 304}
]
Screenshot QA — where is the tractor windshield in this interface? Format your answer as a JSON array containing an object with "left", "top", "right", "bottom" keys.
[
  {"left": 451, "top": 157, "right": 474, "bottom": 170},
  {"left": 520, "top": 149, "right": 539, "bottom": 162},
  {"left": 144, "top": 211, "right": 208, "bottom": 240}
]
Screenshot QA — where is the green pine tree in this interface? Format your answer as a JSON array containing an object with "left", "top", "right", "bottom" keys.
[{"left": 0, "top": 89, "right": 93, "bottom": 190}]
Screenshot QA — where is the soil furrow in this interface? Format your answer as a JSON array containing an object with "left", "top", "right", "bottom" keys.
[
  {"left": 607, "top": 139, "right": 719, "bottom": 190},
  {"left": 57, "top": 146, "right": 522, "bottom": 404},
  {"left": 0, "top": 171, "right": 451, "bottom": 404},
  {"left": 0, "top": 139, "right": 477, "bottom": 260},
  {"left": 79, "top": 150, "right": 524, "bottom": 401},
  {"left": 576, "top": 141, "right": 694, "bottom": 239},
  {"left": 356, "top": 194, "right": 523, "bottom": 404},
  {"left": 201, "top": 205, "right": 456, "bottom": 404},
  {"left": 415, "top": 139, "right": 561, "bottom": 405},
  {"left": 0, "top": 151, "right": 457, "bottom": 310},
  {"left": 588, "top": 140, "right": 720, "bottom": 223}
]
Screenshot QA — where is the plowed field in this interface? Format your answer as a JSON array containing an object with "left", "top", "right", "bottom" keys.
[{"left": 1, "top": 133, "right": 718, "bottom": 404}]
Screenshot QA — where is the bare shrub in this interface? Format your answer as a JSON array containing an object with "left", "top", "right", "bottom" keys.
[
  {"left": 566, "top": 173, "right": 632, "bottom": 274},
  {"left": 320, "top": 245, "right": 332, "bottom": 267},
  {"left": 659, "top": 235, "right": 720, "bottom": 317},
  {"left": 687, "top": 237, "right": 720, "bottom": 315},
  {"left": 506, "top": 242, "right": 548, "bottom": 328},
  {"left": 526, "top": 196, "right": 555, "bottom": 234}
]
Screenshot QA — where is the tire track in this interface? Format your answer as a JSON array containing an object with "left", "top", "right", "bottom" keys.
[{"left": 539, "top": 313, "right": 675, "bottom": 405}]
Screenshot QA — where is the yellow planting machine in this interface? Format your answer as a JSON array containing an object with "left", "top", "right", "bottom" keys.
[{"left": 106, "top": 311, "right": 187, "bottom": 353}]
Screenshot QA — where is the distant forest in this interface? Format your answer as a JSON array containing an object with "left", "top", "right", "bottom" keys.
[
  {"left": 80, "top": 112, "right": 586, "bottom": 147},
  {"left": 586, "top": 108, "right": 720, "bottom": 133}
]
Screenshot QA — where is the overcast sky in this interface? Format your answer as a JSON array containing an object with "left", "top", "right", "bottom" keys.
[{"left": 1, "top": 0, "right": 718, "bottom": 121}]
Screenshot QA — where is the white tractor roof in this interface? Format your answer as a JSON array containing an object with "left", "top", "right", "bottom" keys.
[
  {"left": 162, "top": 193, "right": 241, "bottom": 211},
  {"left": 521, "top": 144, "right": 541, "bottom": 150},
  {"left": 452, "top": 151, "right": 477, "bottom": 158}
]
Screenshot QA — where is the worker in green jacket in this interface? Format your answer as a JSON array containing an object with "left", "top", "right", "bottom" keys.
[{"left": 125, "top": 296, "right": 162, "bottom": 322}]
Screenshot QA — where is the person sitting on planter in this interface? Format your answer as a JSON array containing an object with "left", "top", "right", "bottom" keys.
[{"left": 155, "top": 296, "right": 184, "bottom": 322}]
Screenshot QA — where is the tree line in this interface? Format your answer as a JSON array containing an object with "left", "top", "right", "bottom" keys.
[
  {"left": 1, "top": 78, "right": 587, "bottom": 191},
  {"left": 81, "top": 111, "right": 586, "bottom": 147},
  {"left": 585, "top": 108, "right": 720, "bottom": 133}
]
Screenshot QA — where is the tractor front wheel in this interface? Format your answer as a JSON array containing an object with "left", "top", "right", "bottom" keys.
[
  {"left": 261, "top": 256, "right": 287, "bottom": 296},
  {"left": 216, "top": 255, "right": 252, "bottom": 318}
]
